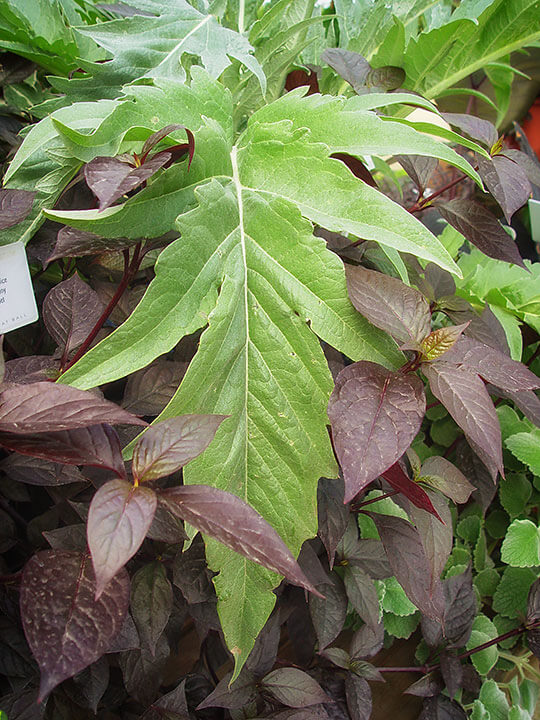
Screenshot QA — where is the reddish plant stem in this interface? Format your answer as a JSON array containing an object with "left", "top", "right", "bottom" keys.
[
  {"left": 408, "top": 173, "right": 468, "bottom": 213},
  {"left": 426, "top": 400, "right": 441, "bottom": 411},
  {"left": 352, "top": 489, "right": 400, "bottom": 512},
  {"left": 60, "top": 243, "right": 142, "bottom": 373},
  {"left": 378, "top": 619, "right": 540, "bottom": 675}
]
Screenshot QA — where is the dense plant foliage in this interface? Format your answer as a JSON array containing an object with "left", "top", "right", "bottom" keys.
[{"left": 1, "top": 0, "right": 540, "bottom": 718}]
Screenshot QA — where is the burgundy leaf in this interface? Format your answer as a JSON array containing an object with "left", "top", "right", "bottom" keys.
[
  {"left": 72, "top": 656, "right": 109, "bottom": 714},
  {"left": 423, "top": 362, "right": 503, "bottom": 477},
  {"left": 140, "top": 124, "right": 195, "bottom": 166},
  {"left": 404, "top": 674, "right": 444, "bottom": 698},
  {"left": 370, "top": 513, "right": 445, "bottom": 621},
  {"left": 397, "top": 155, "right": 438, "bottom": 192},
  {"left": 420, "top": 323, "right": 469, "bottom": 362},
  {"left": 20, "top": 550, "right": 129, "bottom": 701},
  {"left": 197, "top": 670, "right": 258, "bottom": 710},
  {"left": 261, "top": 668, "right": 331, "bottom": 708},
  {"left": 317, "top": 476, "right": 348, "bottom": 567},
  {"left": 440, "top": 651, "right": 463, "bottom": 699},
  {"left": 442, "top": 566, "right": 477, "bottom": 647},
  {"left": 477, "top": 153, "right": 531, "bottom": 222},
  {"left": 493, "top": 387, "right": 540, "bottom": 428},
  {"left": 48, "top": 227, "right": 138, "bottom": 263},
  {"left": 331, "top": 153, "right": 377, "bottom": 187},
  {"left": 424, "top": 263, "right": 456, "bottom": 302},
  {"left": 87, "top": 478, "right": 157, "bottom": 597},
  {"left": 132, "top": 414, "right": 228, "bottom": 482},
  {"left": 0, "top": 189, "right": 35, "bottom": 229},
  {"left": 322, "top": 48, "right": 370, "bottom": 92},
  {"left": 418, "top": 456, "right": 474, "bottom": 504},
  {"left": 148, "top": 499, "right": 188, "bottom": 543},
  {"left": 85, "top": 153, "right": 171, "bottom": 211},
  {"left": 442, "top": 114, "right": 497, "bottom": 148},
  {"left": 119, "top": 635, "right": 169, "bottom": 706},
  {"left": 0, "top": 454, "right": 85, "bottom": 486},
  {"left": 309, "top": 572, "right": 348, "bottom": 650},
  {"left": 3, "top": 355, "right": 59, "bottom": 384},
  {"left": 0, "top": 382, "right": 146, "bottom": 433},
  {"left": 456, "top": 440, "right": 498, "bottom": 511},
  {"left": 105, "top": 611, "right": 140, "bottom": 654},
  {"left": 345, "top": 673, "right": 372, "bottom": 720},
  {"left": 440, "top": 336, "right": 540, "bottom": 391},
  {"left": 436, "top": 199, "right": 525, "bottom": 267},
  {"left": 43, "top": 524, "right": 87, "bottom": 551},
  {"left": 501, "top": 148, "right": 540, "bottom": 186},
  {"left": 350, "top": 621, "right": 384, "bottom": 660},
  {"left": 122, "top": 360, "right": 188, "bottom": 416},
  {"left": 381, "top": 462, "right": 442, "bottom": 519},
  {"left": 320, "top": 647, "right": 350, "bottom": 669},
  {"left": 0, "top": 424, "right": 127, "bottom": 479},
  {"left": 246, "top": 609, "right": 281, "bottom": 676},
  {"left": 160, "top": 485, "right": 319, "bottom": 596},
  {"left": 527, "top": 628, "right": 540, "bottom": 660},
  {"left": 42, "top": 274, "right": 104, "bottom": 355},
  {"left": 343, "top": 566, "right": 380, "bottom": 629},
  {"left": 343, "top": 538, "right": 391, "bottom": 579},
  {"left": 172, "top": 537, "right": 215, "bottom": 604},
  {"left": 328, "top": 361, "right": 426, "bottom": 502},
  {"left": 419, "top": 695, "right": 467, "bottom": 720},
  {"left": 345, "top": 265, "right": 432, "bottom": 346},
  {"left": 142, "top": 679, "right": 190, "bottom": 720},
  {"left": 130, "top": 561, "right": 172, "bottom": 655},
  {"left": 528, "top": 579, "right": 540, "bottom": 623},
  {"left": 464, "top": 305, "right": 510, "bottom": 355},
  {"left": 407, "top": 490, "right": 452, "bottom": 585}
]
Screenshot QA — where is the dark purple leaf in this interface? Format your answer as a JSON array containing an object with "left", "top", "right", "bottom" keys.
[
  {"left": 404, "top": 674, "right": 444, "bottom": 698},
  {"left": 160, "top": 485, "right": 320, "bottom": 596},
  {"left": 439, "top": 652, "right": 462, "bottom": 699},
  {"left": 322, "top": 49, "right": 370, "bottom": 93},
  {"left": 309, "top": 572, "right": 348, "bottom": 650},
  {"left": 3, "top": 356, "right": 59, "bottom": 384},
  {"left": 343, "top": 566, "right": 380, "bottom": 629},
  {"left": 246, "top": 609, "right": 281, "bottom": 676},
  {"left": 442, "top": 114, "right": 497, "bottom": 148},
  {"left": 527, "top": 578, "right": 540, "bottom": 622},
  {"left": 321, "top": 647, "right": 350, "bottom": 669},
  {"left": 0, "top": 424, "right": 127, "bottom": 479},
  {"left": 172, "top": 537, "right": 215, "bottom": 604},
  {"left": 0, "top": 454, "right": 85, "bottom": 486},
  {"left": 132, "top": 414, "right": 228, "bottom": 482},
  {"left": 407, "top": 490, "right": 452, "bottom": 586},
  {"left": 527, "top": 628, "right": 540, "bottom": 659},
  {"left": 381, "top": 462, "right": 442, "bottom": 519},
  {"left": 419, "top": 695, "right": 467, "bottom": 720},
  {"left": 272, "top": 708, "right": 330, "bottom": 720},
  {"left": 345, "top": 673, "right": 372, "bottom": 720},
  {"left": 297, "top": 542, "right": 330, "bottom": 589},
  {"left": 345, "top": 265, "right": 431, "bottom": 346},
  {"left": 0, "top": 189, "right": 35, "bottom": 229},
  {"left": 317, "top": 477, "right": 348, "bottom": 568},
  {"left": 131, "top": 562, "right": 172, "bottom": 655},
  {"left": 477, "top": 153, "right": 531, "bottom": 222},
  {"left": 501, "top": 148, "right": 540, "bottom": 186},
  {"left": 141, "top": 679, "right": 190, "bottom": 720},
  {"left": 419, "top": 456, "right": 474, "bottom": 504},
  {"left": 88, "top": 478, "right": 157, "bottom": 597},
  {"left": 148, "top": 499, "right": 188, "bottom": 543},
  {"left": 397, "top": 155, "right": 438, "bottom": 193},
  {"left": 72, "top": 656, "right": 109, "bottom": 714},
  {"left": 105, "top": 611, "right": 139, "bottom": 653},
  {"left": 0, "top": 689, "right": 45, "bottom": 720},
  {"left": 424, "top": 263, "right": 456, "bottom": 302},
  {"left": 494, "top": 387, "right": 540, "bottom": 427},
  {"left": 350, "top": 660, "right": 385, "bottom": 682},
  {"left": 344, "top": 539, "right": 391, "bottom": 579},
  {"left": 443, "top": 567, "right": 477, "bottom": 647},
  {"left": 47, "top": 227, "right": 138, "bottom": 264},
  {"left": 42, "top": 275, "right": 104, "bottom": 355},
  {"left": 43, "top": 524, "right": 87, "bottom": 552},
  {"left": 437, "top": 199, "right": 525, "bottom": 266},
  {"left": 261, "top": 668, "right": 331, "bottom": 708},
  {"left": 122, "top": 360, "right": 188, "bottom": 416},
  {"left": 331, "top": 153, "right": 378, "bottom": 187},
  {"left": 370, "top": 513, "right": 445, "bottom": 621},
  {"left": 420, "top": 323, "right": 469, "bottom": 362},
  {"left": 328, "top": 361, "right": 426, "bottom": 502},
  {"left": 140, "top": 124, "right": 195, "bottom": 166},
  {"left": 20, "top": 550, "right": 129, "bottom": 701},
  {"left": 0, "top": 382, "right": 146, "bottom": 433},
  {"left": 197, "top": 669, "right": 258, "bottom": 710},
  {"left": 456, "top": 440, "right": 498, "bottom": 511},
  {"left": 423, "top": 362, "right": 503, "bottom": 477},
  {"left": 464, "top": 305, "right": 510, "bottom": 355},
  {"left": 84, "top": 153, "right": 170, "bottom": 211},
  {"left": 440, "top": 336, "right": 540, "bottom": 391},
  {"left": 119, "top": 634, "right": 169, "bottom": 706}
]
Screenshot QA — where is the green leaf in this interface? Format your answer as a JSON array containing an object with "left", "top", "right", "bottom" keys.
[
  {"left": 49, "top": 0, "right": 265, "bottom": 103},
  {"left": 499, "top": 473, "right": 532, "bottom": 518},
  {"left": 382, "top": 611, "right": 420, "bottom": 639},
  {"left": 492, "top": 566, "right": 536, "bottom": 618},
  {"left": 401, "top": 0, "right": 540, "bottom": 99},
  {"left": 380, "top": 576, "right": 417, "bottom": 616},
  {"left": 467, "top": 615, "right": 499, "bottom": 675},
  {"left": 501, "top": 519, "right": 540, "bottom": 567},
  {"left": 479, "top": 679, "right": 510, "bottom": 720},
  {"left": 506, "top": 429, "right": 540, "bottom": 476}
]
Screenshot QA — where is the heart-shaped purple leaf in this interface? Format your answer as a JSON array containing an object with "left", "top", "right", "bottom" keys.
[
  {"left": 20, "top": 550, "right": 129, "bottom": 701},
  {"left": 328, "top": 361, "right": 426, "bottom": 502},
  {"left": 0, "top": 189, "right": 35, "bottom": 229},
  {"left": 88, "top": 478, "right": 157, "bottom": 597},
  {"left": 477, "top": 153, "right": 531, "bottom": 222}
]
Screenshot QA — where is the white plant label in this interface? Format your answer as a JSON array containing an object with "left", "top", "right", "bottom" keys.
[{"left": 0, "top": 242, "right": 38, "bottom": 333}]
